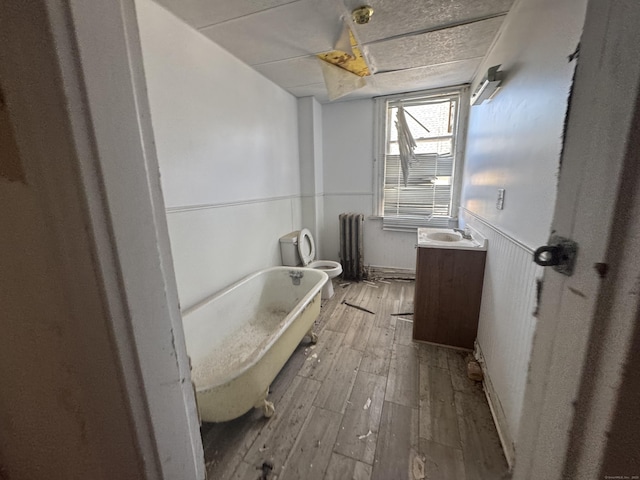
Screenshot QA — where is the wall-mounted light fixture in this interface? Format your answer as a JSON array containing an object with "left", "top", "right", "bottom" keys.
[{"left": 471, "top": 65, "right": 504, "bottom": 106}]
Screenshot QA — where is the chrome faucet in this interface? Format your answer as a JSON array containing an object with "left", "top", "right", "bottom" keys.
[{"left": 453, "top": 228, "right": 473, "bottom": 240}]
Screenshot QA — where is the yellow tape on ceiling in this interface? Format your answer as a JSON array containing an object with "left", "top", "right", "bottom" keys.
[{"left": 317, "top": 30, "right": 370, "bottom": 77}]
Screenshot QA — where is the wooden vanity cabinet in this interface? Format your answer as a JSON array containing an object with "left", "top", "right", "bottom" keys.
[{"left": 412, "top": 246, "right": 487, "bottom": 349}]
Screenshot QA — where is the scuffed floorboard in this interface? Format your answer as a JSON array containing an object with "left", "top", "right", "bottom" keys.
[{"left": 201, "top": 279, "right": 509, "bottom": 479}]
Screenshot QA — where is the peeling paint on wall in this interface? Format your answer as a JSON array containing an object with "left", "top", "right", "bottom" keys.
[{"left": 559, "top": 43, "right": 581, "bottom": 174}]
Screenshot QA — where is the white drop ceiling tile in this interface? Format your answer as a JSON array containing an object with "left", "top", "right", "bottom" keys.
[
  {"left": 347, "top": 0, "right": 513, "bottom": 44},
  {"left": 287, "top": 80, "right": 379, "bottom": 103},
  {"left": 155, "top": 0, "right": 296, "bottom": 29},
  {"left": 364, "top": 16, "right": 504, "bottom": 72},
  {"left": 254, "top": 56, "right": 325, "bottom": 88},
  {"left": 329, "top": 83, "right": 380, "bottom": 102},
  {"left": 372, "top": 58, "right": 481, "bottom": 93},
  {"left": 200, "top": 0, "right": 343, "bottom": 66}
]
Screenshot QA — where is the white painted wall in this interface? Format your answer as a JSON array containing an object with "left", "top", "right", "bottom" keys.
[
  {"left": 459, "top": 0, "right": 588, "bottom": 457},
  {"left": 321, "top": 99, "right": 419, "bottom": 270},
  {"left": 137, "top": 0, "right": 303, "bottom": 309},
  {"left": 461, "top": 0, "right": 586, "bottom": 248},
  {"left": 298, "top": 96, "right": 325, "bottom": 257}
]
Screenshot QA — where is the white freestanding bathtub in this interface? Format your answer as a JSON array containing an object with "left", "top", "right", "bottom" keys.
[{"left": 182, "top": 267, "right": 328, "bottom": 422}]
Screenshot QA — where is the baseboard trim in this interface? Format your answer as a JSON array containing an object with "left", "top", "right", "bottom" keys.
[
  {"left": 475, "top": 341, "right": 516, "bottom": 469},
  {"left": 367, "top": 265, "right": 415, "bottom": 279}
]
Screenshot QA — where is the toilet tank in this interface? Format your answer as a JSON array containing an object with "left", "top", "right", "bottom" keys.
[{"left": 279, "top": 231, "right": 302, "bottom": 266}]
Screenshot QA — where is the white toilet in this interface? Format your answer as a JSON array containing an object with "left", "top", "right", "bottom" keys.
[{"left": 279, "top": 229, "right": 343, "bottom": 299}]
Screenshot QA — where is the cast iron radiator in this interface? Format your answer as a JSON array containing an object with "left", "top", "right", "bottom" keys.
[{"left": 339, "top": 213, "right": 365, "bottom": 281}]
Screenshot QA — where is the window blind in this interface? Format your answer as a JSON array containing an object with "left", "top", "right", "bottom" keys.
[
  {"left": 382, "top": 153, "right": 453, "bottom": 231},
  {"left": 375, "top": 89, "right": 466, "bottom": 232}
]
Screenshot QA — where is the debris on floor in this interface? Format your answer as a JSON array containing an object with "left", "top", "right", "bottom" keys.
[
  {"left": 467, "top": 360, "right": 483, "bottom": 381},
  {"left": 391, "top": 312, "right": 414, "bottom": 316},
  {"left": 411, "top": 452, "right": 426, "bottom": 480},
  {"left": 342, "top": 300, "right": 375, "bottom": 314},
  {"left": 411, "top": 453, "right": 425, "bottom": 479},
  {"left": 258, "top": 460, "right": 274, "bottom": 480},
  {"left": 201, "top": 280, "right": 509, "bottom": 479}
]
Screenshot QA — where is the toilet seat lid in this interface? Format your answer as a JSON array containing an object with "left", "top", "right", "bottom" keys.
[{"left": 297, "top": 228, "right": 315, "bottom": 266}]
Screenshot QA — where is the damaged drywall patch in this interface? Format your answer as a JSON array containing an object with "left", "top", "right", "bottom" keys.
[
  {"left": 0, "top": 88, "right": 26, "bottom": 183},
  {"left": 317, "top": 29, "right": 370, "bottom": 101}
]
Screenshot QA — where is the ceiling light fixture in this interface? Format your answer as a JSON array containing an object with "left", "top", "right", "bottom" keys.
[
  {"left": 471, "top": 65, "right": 504, "bottom": 105},
  {"left": 352, "top": 6, "right": 374, "bottom": 25}
]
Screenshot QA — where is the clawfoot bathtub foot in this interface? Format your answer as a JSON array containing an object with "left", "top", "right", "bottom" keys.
[
  {"left": 307, "top": 329, "right": 318, "bottom": 344},
  {"left": 255, "top": 389, "right": 275, "bottom": 418},
  {"left": 262, "top": 400, "right": 275, "bottom": 418}
]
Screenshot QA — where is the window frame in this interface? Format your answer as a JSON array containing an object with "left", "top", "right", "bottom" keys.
[{"left": 373, "top": 86, "right": 470, "bottom": 230}]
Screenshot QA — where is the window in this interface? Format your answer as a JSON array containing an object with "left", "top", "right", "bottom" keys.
[{"left": 374, "top": 87, "right": 469, "bottom": 231}]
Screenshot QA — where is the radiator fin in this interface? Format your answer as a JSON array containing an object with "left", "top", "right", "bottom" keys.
[{"left": 339, "top": 213, "right": 365, "bottom": 280}]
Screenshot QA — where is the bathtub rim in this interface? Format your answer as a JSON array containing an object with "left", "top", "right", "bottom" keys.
[{"left": 182, "top": 266, "right": 328, "bottom": 392}]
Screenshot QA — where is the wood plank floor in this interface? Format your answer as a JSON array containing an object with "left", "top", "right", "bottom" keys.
[{"left": 201, "top": 280, "right": 509, "bottom": 480}]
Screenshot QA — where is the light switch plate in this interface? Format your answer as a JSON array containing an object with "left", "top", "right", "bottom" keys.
[{"left": 497, "top": 188, "right": 505, "bottom": 210}]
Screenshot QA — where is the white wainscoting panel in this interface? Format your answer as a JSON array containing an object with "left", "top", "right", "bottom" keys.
[
  {"left": 166, "top": 197, "right": 302, "bottom": 311},
  {"left": 462, "top": 209, "right": 543, "bottom": 462}
]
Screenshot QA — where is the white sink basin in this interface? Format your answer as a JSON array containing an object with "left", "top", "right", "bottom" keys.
[
  {"left": 426, "top": 232, "right": 462, "bottom": 242},
  {"left": 417, "top": 228, "right": 487, "bottom": 251}
]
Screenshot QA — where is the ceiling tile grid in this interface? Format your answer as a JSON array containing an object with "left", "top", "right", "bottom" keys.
[
  {"left": 156, "top": 0, "right": 298, "bottom": 29},
  {"left": 199, "top": 0, "right": 344, "bottom": 66},
  {"left": 152, "top": 0, "right": 514, "bottom": 102}
]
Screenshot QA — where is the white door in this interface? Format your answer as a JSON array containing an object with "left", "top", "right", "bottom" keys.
[
  {"left": 514, "top": 1, "right": 640, "bottom": 478},
  {"left": 0, "top": 1, "right": 204, "bottom": 478}
]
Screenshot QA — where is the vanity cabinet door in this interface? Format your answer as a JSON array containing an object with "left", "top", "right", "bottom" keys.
[{"left": 413, "top": 247, "right": 486, "bottom": 349}]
